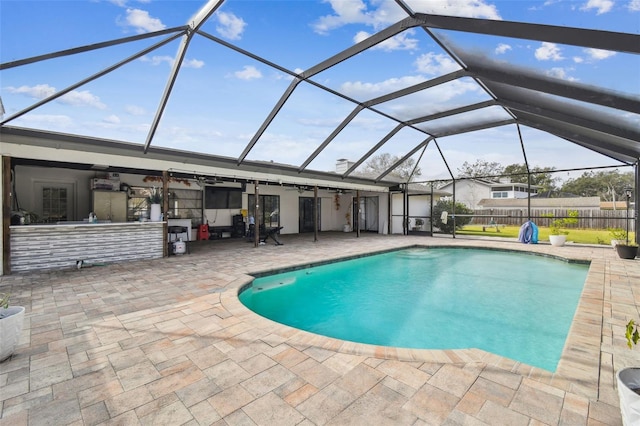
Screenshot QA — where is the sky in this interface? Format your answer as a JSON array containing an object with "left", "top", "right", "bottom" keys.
[{"left": 1, "top": 0, "right": 639, "bottom": 181}]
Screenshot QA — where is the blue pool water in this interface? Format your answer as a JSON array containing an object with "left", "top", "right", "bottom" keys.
[{"left": 239, "top": 248, "right": 589, "bottom": 371}]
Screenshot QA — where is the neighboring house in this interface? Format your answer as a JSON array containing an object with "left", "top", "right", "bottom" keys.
[
  {"left": 439, "top": 179, "right": 495, "bottom": 209},
  {"left": 439, "top": 178, "right": 542, "bottom": 209},
  {"left": 489, "top": 180, "right": 541, "bottom": 199}
]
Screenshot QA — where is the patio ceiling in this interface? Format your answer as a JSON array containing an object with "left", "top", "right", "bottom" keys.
[{"left": 0, "top": 0, "right": 638, "bottom": 186}]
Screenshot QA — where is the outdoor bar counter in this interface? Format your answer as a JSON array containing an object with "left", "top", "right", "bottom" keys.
[{"left": 9, "top": 221, "right": 165, "bottom": 273}]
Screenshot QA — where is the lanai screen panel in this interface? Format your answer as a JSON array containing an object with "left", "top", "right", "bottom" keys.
[
  {"left": 428, "top": 125, "right": 525, "bottom": 178},
  {"left": 1, "top": 33, "right": 182, "bottom": 144},
  {"left": 242, "top": 82, "right": 359, "bottom": 167},
  {"left": 373, "top": 77, "right": 488, "bottom": 123},
  {"left": 1, "top": 0, "right": 638, "bottom": 180},
  {"left": 151, "top": 35, "right": 293, "bottom": 158},
  {"left": 304, "top": 108, "right": 409, "bottom": 173}
]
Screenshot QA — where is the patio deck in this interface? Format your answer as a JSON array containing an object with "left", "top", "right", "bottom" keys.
[{"left": 1, "top": 232, "right": 638, "bottom": 425}]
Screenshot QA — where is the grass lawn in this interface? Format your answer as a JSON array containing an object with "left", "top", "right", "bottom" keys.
[{"left": 456, "top": 225, "right": 636, "bottom": 245}]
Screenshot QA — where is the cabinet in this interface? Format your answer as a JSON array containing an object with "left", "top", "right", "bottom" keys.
[{"left": 92, "top": 191, "right": 127, "bottom": 222}]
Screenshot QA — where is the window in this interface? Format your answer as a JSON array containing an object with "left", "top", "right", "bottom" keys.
[
  {"left": 42, "top": 187, "right": 68, "bottom": 222},
  {"left": 492, "top": 191, "right": 509, "bottom": 198},
  {"left": 205, "top": 187, "right": 242, "bottom": 209},
  {"left": 127, "top": 187, "right": 204, "bottom": 224}
]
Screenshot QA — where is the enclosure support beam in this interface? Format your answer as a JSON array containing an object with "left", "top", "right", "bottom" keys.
[{"left": 516, "top": 124, "right": 532, "bottom": 221}]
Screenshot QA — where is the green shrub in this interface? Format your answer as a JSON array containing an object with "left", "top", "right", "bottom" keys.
[{"left": 433, "top": 200, "right": 473, "bottom": 234}]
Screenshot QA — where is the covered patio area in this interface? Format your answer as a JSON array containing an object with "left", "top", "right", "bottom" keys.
[{"left": 0, "top": 233, "right": 637, "bottom": 425}]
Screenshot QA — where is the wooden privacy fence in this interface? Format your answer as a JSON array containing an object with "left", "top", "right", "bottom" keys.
[{"left": 470, "top": 208, "right": 637, "bottom": 231}]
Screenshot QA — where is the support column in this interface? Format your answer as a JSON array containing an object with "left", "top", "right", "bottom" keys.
[
  {"left": 633, "top": 159, "right": 640, "bottom": 244},
  {"left": 162, "top": 171, "right": 169, "bottom": 257},
  {"left": 356, "top": 190, "right": 360, "bottom": 238},
  {"left": 254, "top": 180, "right": 260, "bottom": 247},
  {"left": 313, "top": 186, "right": 318, "bottom": 242},
  {"left": 1, "top": 156, "right": 11, "bottom": 275}
]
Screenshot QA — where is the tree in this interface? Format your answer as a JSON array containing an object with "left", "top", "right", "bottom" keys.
[
  {"left": 362, "top": 153, "right": 421, "bottom": 181},
  {"left": 432, "top": 199, "right": 473, "bottom": 234},
  {"left": 502, "top": 163, "right": 558, "bottom": 193},
  {"left": 561, "top": 170, "right": 634, "bottom": 205},
  {"left": 456, "top": 160, "right": 503, "bottom": 178}
]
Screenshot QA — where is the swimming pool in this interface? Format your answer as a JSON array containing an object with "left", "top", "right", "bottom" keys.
[{"left": 239, "top": 247, "right": 589, "bottom": 371}]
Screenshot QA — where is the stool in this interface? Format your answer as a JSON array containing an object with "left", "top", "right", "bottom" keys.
[
  {"left": 168, "top": 226, "right": 190, "bottom": 255},
  {"left": 197, "top": 224, "right": 209, "bottom": 241}
]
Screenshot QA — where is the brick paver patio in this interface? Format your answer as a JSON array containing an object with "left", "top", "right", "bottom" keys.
[{"left": 1, "top": 233, "right": 638, "bottom": 425}]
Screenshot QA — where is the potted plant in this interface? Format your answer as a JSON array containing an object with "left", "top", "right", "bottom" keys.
[
  {"left": 546, "top": 210, "right": 578, "bottom": 247},
  {"left": 610, "top": 227, "right": 628, "bottom": 248},
  {"left": 609, "top": 228, "right": 638, "bottom": 260},
  {"left": 617, "top": 320, "right": 640, "bottom": 424},
  {"left": 145, "top": 187, "right": 163, "bottom": 222},
  {"left": 0, "top": 293, "right": 26, "bottom": 362},
  {"left": 413, "top": 218, "right": 425, "bottom": 231}
]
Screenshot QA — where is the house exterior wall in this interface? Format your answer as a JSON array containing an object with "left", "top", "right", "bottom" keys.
[{"left": 440, "top": 181, "right": 492, "bottom": 209}]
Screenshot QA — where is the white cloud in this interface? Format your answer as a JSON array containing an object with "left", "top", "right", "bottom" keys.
[
  {"left": 584, "top": 48, "right": 616, "bottom": 60},
  {"left": 340, "top": 75, "right": 426, "bottom": 99},
  {"left": 404, "top": 0, "right": 502, "bottom": 19},
  {"left": 573, "top": 56, "right": 584, "bottom": 63},
  {"left": 125, "top": 8, "right": 165, "bottom": 33},
  {"left": 495, "top": 43, "right": 512, "bottom": 55},
  {"left": 7, "top": 84, "right": 56, "bottom": 99},
  {"left": 630, "top": 0, "right": 640, "bottom": 11},
  {"left": 216, "top": 11, "right": 246, "bottom": 40},
  {"left": 182, "top": 58, "right": 205, "bottom": 69},
  {"left": 353, "top": 30, "right": 419, "bottom": 51},
  {"left": 535, "top": 42, "right": 564, "bottom": 61},
  {"left": 546, "top": 67, "right": 578, "bottom": 81},
  {"left": 414, "top": 52, "right": 461, "bottom": 75},
  {"left": 103, "top": 115, "right": 121, "bottom": 124},
  {"left": 12, "top": 114, "right": 74, "bottom": 128},
  {"left": 312, "top": 0, "right": 500, "bottom": 34},
  {"left": 141, "top": 55, "right": 173, "bottom": 66},
  {"left": 139, "top": 55, "right": 204, "bottom": 68},
  {"left": 233, "top": 65, "right": 262, "bottom": 80},
  {"left": 6, "top": 84, "right": 105, "bottom": 109},
  {"left": 580, "top": 0, "right": 614, "bottom": 14},
  {"left": 125, "top": 105, "right": 146, "bottom": 116},
  {"left": 59, "top": 90, "right": 107, "bottom": 109}
]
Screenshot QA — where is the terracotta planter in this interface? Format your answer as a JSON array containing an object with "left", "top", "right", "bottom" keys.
[
  {"left": 0, "top": 306, "right": 25, "bottom": 362},
  {"left": 616, "top": 244, "right": 638, "bottom": 260}
]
